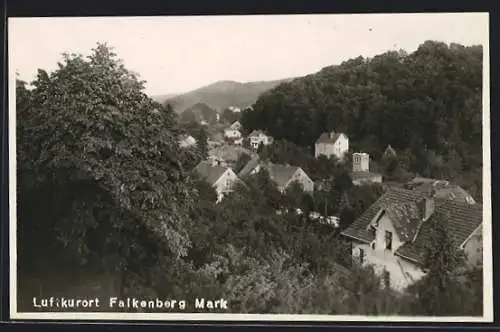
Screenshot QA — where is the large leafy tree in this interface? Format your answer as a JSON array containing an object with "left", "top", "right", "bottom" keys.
[
  {"left": 18, "top": 43, "right": 196, "bottom": 295},
  {"left": 408, "top": 212, "right": 471, "bottom": 315}
]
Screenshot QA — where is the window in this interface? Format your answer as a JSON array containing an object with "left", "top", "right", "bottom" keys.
[
  {"left": 383, "top": 271, "right": 391, "bottom": 288},
  {"left": 385, "top": 231, "right": 393, "bottom": 250},
  {"left": 359, "top": 248, "right": 365, "bottom": 265}
]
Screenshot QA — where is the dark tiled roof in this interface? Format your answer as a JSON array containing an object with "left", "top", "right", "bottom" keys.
[
  {"left": 194, "top": 161, "right": 229, "bottom": 185},
  {"left": 248, "top": 129, "right": 266, "bottom": 137},
  {"left": 238, "top": 156, "right": 261, "bottom": 177},
  {"left": 406, "top": 178, "right": 476, "bottom": 204},
  {"left": 395, "top": 199, "right": 482, "bottom": 264},
  {"left": 350, "top": 171, "right": 382, "bottom": 181},
  {"left": 383, "top": 202, "right": 421, "bottom": 242},
  {"left": 341, "top": 187, "right": 483, "bottom": 265},
  {"left": 263, "top": 163, "right": 301, "bottom": 188},
  {"left": 315, "top": 131, "right": 343, "bottom": 144},
  {"left": 240, "top": 159, "right": 308, "bottom": 189},
  {"left": 341, "top": 188, "right": 428, "bottom": 243}
]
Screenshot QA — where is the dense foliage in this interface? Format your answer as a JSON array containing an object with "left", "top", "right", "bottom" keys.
[
  {"left": 17, "top": 43, "right": 197, "bottom": 295},
  {"left": 242, "top": 41, "right": 483, "bottom": 201}
]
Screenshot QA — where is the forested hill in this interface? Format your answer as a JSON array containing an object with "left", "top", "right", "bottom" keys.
[
  {"left": 241, "top": 41, "right": 483, "bottom": 200},
  {"left": 165, "top": 78, "right": 293, "bottom": 114}
]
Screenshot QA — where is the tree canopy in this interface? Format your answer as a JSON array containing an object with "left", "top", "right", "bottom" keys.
[{"left": 17, "top": 43, "right": 197, "bottom": 294}]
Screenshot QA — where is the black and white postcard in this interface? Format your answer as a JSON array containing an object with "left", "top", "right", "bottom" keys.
[{"left": 9, "top": 13, "right": 492, "bottom": 322}]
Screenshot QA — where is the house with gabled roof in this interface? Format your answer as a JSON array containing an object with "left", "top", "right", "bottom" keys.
[
  {"left": 315, "top": 131, "right": 349, "bottom": 160},
  {"left": 248, "top": 130, "right": 273, "bottom": 150},
  {"left": 405, "top": 177, "right": 476, "bottom": 205},
  {"left": 239, "top": 157, "right": 314, "bottom": 193},
  {"left": 194, "top": 161, "right": 241, "bottom": 203},
  {"left": 341, "top": 187, "right": 483, "bottom": 291},
  {"left": 383, "top": 145, "right": 397, "bottom": 159}
]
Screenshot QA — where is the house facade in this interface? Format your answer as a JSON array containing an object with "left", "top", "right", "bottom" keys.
[
  {"left": 194, "top": 161, "right": 241, "bottom": 203},
  {"left": 341, "top": 187, "right": 483, "bottom": 291},
  {"left": 248, "top": 130, "right": 273, "bottom": 150},
  {"left": 314, "top": 131, "right": 349, "bottom": 160}
]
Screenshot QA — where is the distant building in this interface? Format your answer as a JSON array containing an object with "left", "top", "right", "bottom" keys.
[
  {"left": 224, "top": 128, "right": 242, "bottom": 139},
  {"left": 194, "top": 161, "right": 241, "bottom": 203},
  {"left": 229, "top": 106, "right": 241, "bottom": 113},
  {"left": 234, "top": 137, "right": 243, "bottom": 146},
  {"left": 178, "top": 134, "right": 197, "bottom": 148},
  {"left": 341, "top": 187, "right": 483, "bottom": 291},
  {"left": 239, "top": 158, "right": 313, "bottom": 193},
  {"left": 350, "top": 152, "right": 382, "bottom": 186},
  {"left": 314, "top": 131, "right": 349, "bottom": 160},
  {"left": 383, "top": 145, "right": 397, "bottom": 159},
  {"left": 248, "top": 130, "right": 273, "bottom": 150},
  {"left": 405, "top": 177, "right": 476, "bottom": 205}
]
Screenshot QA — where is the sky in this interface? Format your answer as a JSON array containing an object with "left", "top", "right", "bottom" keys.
[{"left": 9, "top": 13, "right": 488, "bottom": 96}]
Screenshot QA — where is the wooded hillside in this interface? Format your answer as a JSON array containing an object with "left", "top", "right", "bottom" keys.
[{"left": 242, "top": 41, "right": 483, "bottom": 200}]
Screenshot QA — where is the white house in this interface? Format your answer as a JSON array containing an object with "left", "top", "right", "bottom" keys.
[
  {"left": 248, "top": 130, "right": 273, "bottom": 150},
  {"left": 341, "top": 187, "right": 483, "bottom": 291},
  {"left": 349, "top": 152, "right": 383, "bottom": 186},
  {"left": 194, "top": 161, "right": 241, "bottom": 203},
  {"left": 315, "top": 131, "right": 349, "bottom": 160}
]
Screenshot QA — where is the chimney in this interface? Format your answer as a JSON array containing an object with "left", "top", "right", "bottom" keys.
[
  {"left": 330, "top": 131, "right": 336, "bottom": 139},
  {"left": 418, "top": 196, "right": 435, "bottom": 221}
]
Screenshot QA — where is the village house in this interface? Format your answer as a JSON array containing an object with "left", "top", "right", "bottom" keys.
[
  {"left": 383, "top": 144, "right": 397, "bottom": 159},
  {"left": 248, "top": 130, "right": 274, "bottom": 150},
  {"left": 349, "top": 152, "right": 383, "bottom": 186},
  {"left": 239, "top": 157, "right": 314, "bottom": 193},
  {"left": 224, "top": 127, "right": 242, "bottom": 140},
  {"left": 405, "top": 177, "right": 476, "bottom": 205},
  {"left": 194, "top": 161, "right": 241, "bottom": 203},
  {"left": 178, "top": 134, "right": 197, "bottom": 148},
  {"left": 341, "top": 187, "right": 483, "bottom": 291},
  {"left": 314, "top": 131, "right": 349, "bottom": 160}
]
